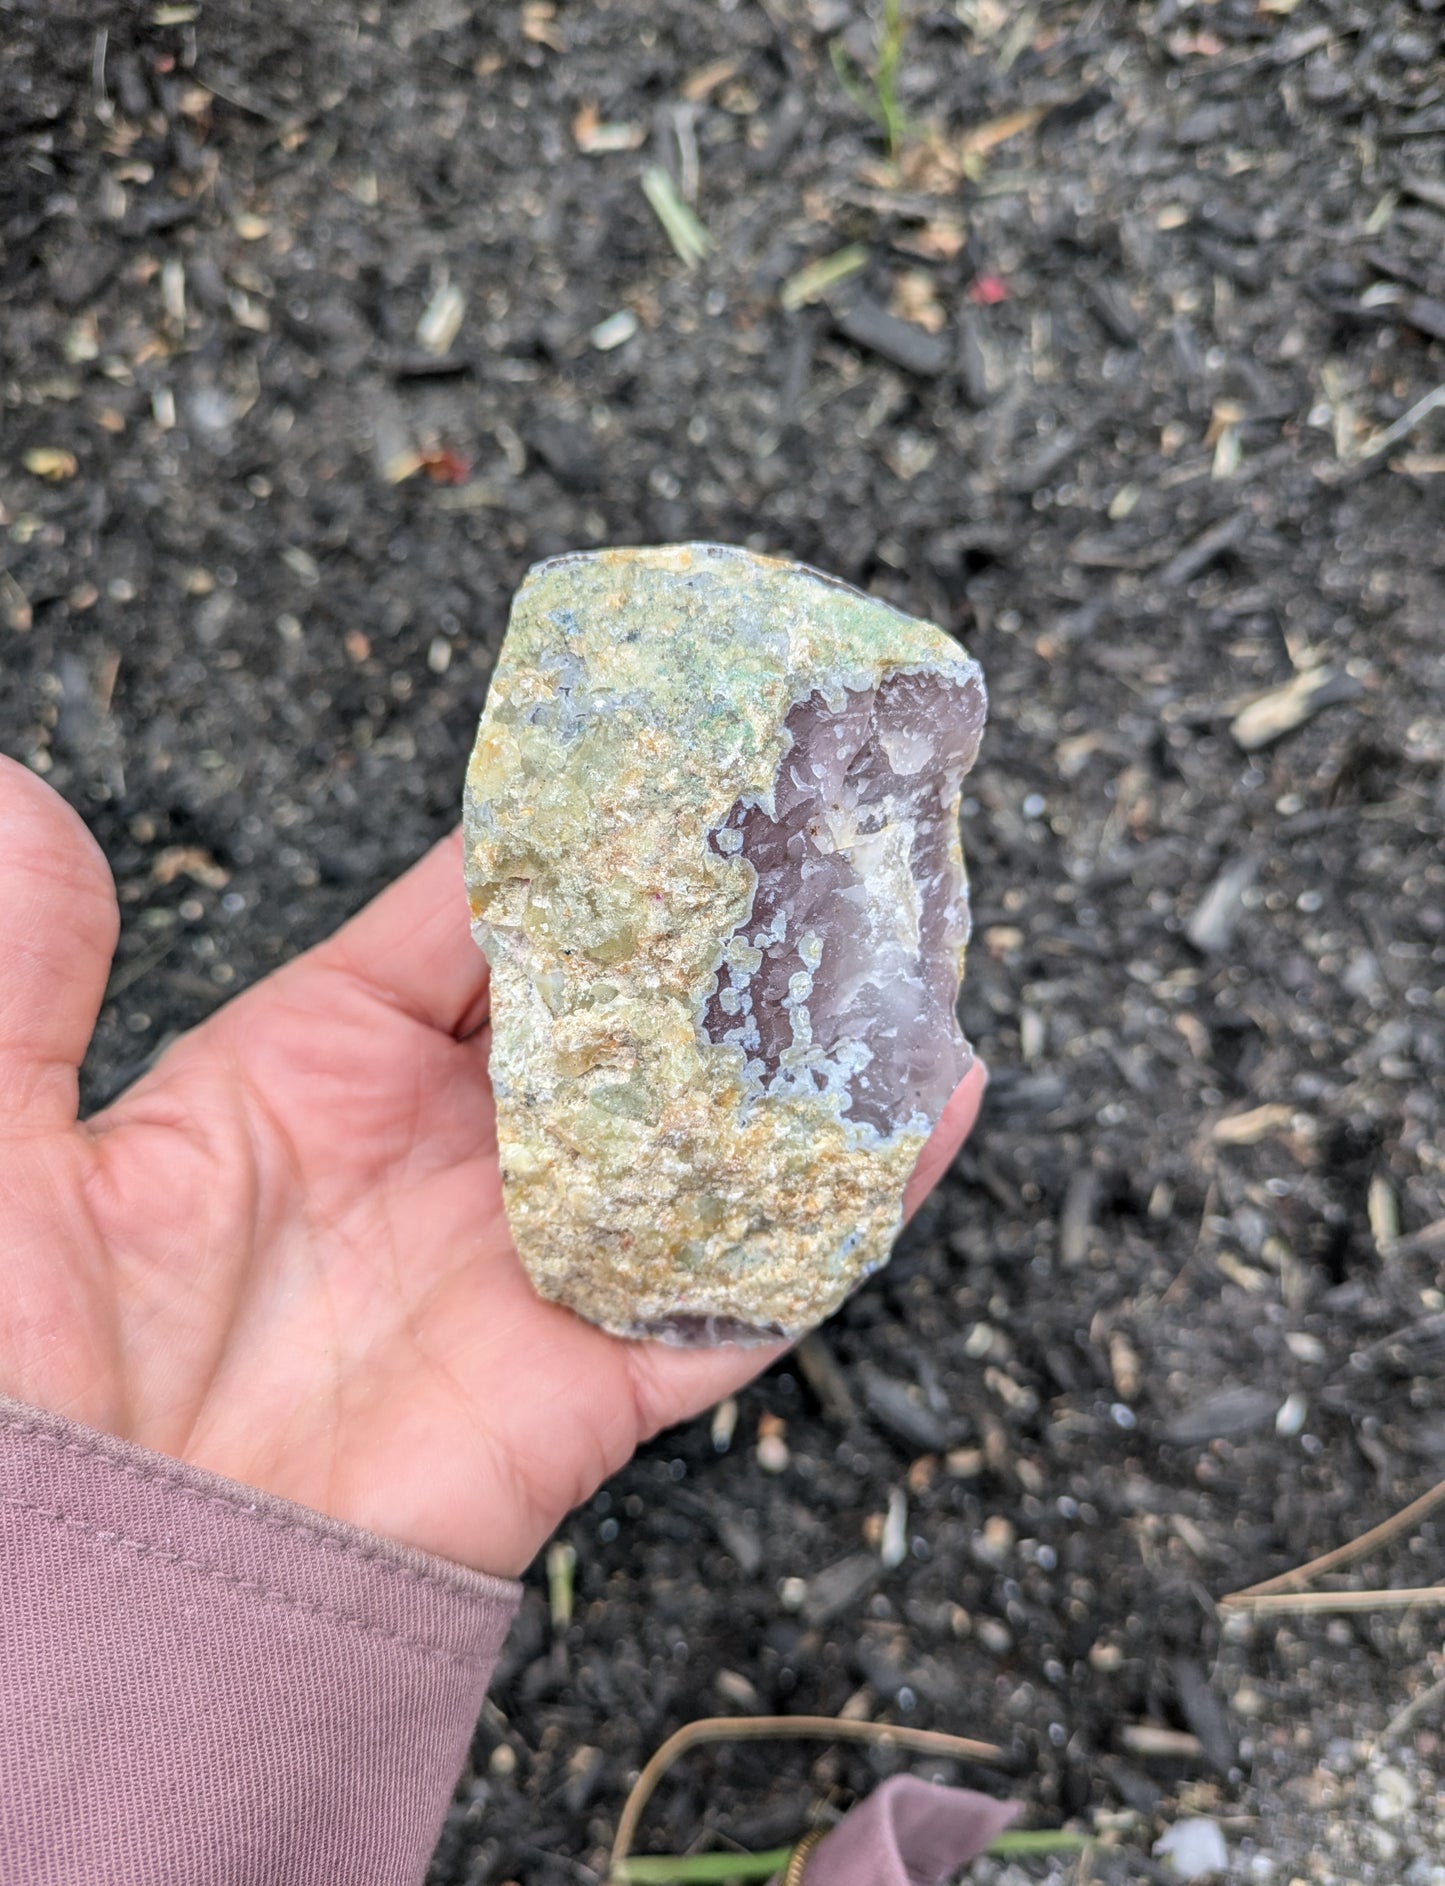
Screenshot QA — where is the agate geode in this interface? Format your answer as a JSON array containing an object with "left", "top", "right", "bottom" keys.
[{"left": 464, "top": 544, "right": 986, "bottom": 1342}]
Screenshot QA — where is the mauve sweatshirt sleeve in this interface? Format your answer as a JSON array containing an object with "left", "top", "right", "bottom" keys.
[{"left": 0, "top": 1395, "right": 520, "bottom": 1886}]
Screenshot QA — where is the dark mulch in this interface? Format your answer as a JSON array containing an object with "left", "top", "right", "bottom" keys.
[{"left": 3, "top": 1, "right": 1444, "bottom": 1879}]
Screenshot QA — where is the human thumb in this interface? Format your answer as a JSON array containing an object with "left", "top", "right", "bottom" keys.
[{"left": 0, "top": 757, "right": 118, "bottom": 1132}]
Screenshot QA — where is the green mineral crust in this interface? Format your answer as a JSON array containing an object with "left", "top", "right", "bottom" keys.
[{"left": 464, "top": 543, "right": 986, "bottom": 1342}]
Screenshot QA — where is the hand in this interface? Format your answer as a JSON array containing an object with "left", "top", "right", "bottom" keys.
[{"left": 0, "top": 757, "right": 986, "bottom": 1576}]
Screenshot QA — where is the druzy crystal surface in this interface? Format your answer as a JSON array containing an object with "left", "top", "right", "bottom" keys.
[
  {"left": 702, "top": 673, "right": 978, "bottom": 1138},
  {"left": 464, "top": 544, "right": 986, "bottom": 1343}
]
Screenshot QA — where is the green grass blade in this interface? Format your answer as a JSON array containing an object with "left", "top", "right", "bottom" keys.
[
  {"left": 612, "top": 1828, "right": 1092, "bottom": 1882},
  {"left": 613, "top": 1850, "right": 792, "bottom": 1883},
  {"left": 989, "top": 1830, "right": 1093, "bottom": 1855},
  {"left": 780, "top": 245, "right": 869, "bottom": 312},
  {"left": 828, "top": 41, "right": 883, "bottom": 126},
  {"left": 641, "top": 166, "right": 712, "bottom": 268}
]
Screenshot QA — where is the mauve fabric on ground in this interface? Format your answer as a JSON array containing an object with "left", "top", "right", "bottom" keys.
[
  {"left": 778, "top": 1775, "right": 1019, "bottom": 1886},
  {"left": 0, "top": 1396, "right": 518, "bottom": 1885}
]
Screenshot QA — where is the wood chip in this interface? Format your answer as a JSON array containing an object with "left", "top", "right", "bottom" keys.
[
  {"left": 880, "top": 1487, "right": 908, "bottom": 1569},
  {"left": 1, "top": 571, "right": 33, "bottom": 632},
  {"left": 152, "top": 845, "right": 229, "bottom": 890},
  {"left": 572, "top": 103, "right": 646, "bottom": 153},
  {"left": 1229, "top": 666, "right": 1363, "bottom": 751},
  {"left": 1110, "top": 1331, "right": 1141, "bottom": 1400},
  {"left": 1158, "top": 509, "right": 1250, "bottom": 588},
  {"left": 794, "top": 1332, "right": 858, "bottom": 1424},
  {"left": 1060, "top": 1167, "right": 1099, "bottom": 1267},
  {"left": 546, "top": 1538, "right": 575, "bottom": 1630},
  {"left": 22, "top": 447, "right": 79, "bottom": 481},
  {"left": 1120, "top": 1725, "right": 1205, "bottom": 1760},
  {"left": 756, "top": 1425, "right": 790, "bottom": 1474},
  {"left": 857, "top": 1362, "right": 953, "bottom": 1453},
  {"left": 1368, "top": 1174, "right": 1400, "bottom": 1253},
  {"left": 1211, "top": 1104, "right": 1294, "bottom": 1147},
  {"left": 715, "top": 1668, "right": 761, "bottom": 1710},
  {"left": 893, "top": 219, "right": 966, "bottom": 262},
  {"left": 960, "top": 105, "right": 1046, "bottom": 158},
  {"left": 889, "top": 269, "right": 946, "bottom": 333},
  {"left": 1186, "top": 857, "right": 1255, "bottom": 955},
  {"left": 520, "top": 1, "right": 565, "bottom": 51},
  {"left": 710, "top": 1396, "right": 738, "bottom": 1452},
  {"left": 1216, "top": 1253, "right": 1270, "bottom": 1292},
  {"left": 1174, "top": 1657, "right": 1236, "bottom": 1773},
  {"left": 680, "top": 57, "right": 739, "bottom": 103},
  {"left": 1166, "top": 1387, "right": 1277, "bottom": 1445},
  {"left": 416, "top": 282, "right": 464, "bottom": 356},
  {"left": 589, "top": 310, "right": 638, "bottom": 351},
  {"left": 801, "top": 1552, "right": 880, "bottom": 1626}
]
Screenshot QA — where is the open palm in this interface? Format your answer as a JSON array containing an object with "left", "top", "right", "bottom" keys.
[{"left": 0, "top": 757, "right": 984, "bottom": 1576}]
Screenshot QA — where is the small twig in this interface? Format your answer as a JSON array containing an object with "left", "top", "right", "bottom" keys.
[
  {"left": 610, "top": 1715, "right": 1005, "bottom": 1876},
  {"left": 1357, "top": 381, "right": 1445, "bottom": 461},
  {"left": 103, "top": 933, "right": 182, "bottom": 1002},
  {"left": 1220, "top": 1585, "right": 1445, "bottom": 1617},
  {"left": 1074, "top": 1834, "right": 1096, "bottom": 1886},
  {"left": 1222, "top": 1471, "right": 1445, "bottom": 1602},
  {"left": 1381, "top": 1672, "right": 1445, "bottom": 1747}
]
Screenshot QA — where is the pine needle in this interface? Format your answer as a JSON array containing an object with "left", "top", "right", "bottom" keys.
[
  {"left": 1221, "top": 1470, "right": 1445, "bottom": 1604},
  {"left": 1220, "top": 1585, "right": 1445, "bottom": 1617}
]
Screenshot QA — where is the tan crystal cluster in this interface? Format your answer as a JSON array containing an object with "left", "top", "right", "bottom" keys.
[{"left": 464, "top": 544, "right": 986, "bottom": 1342}]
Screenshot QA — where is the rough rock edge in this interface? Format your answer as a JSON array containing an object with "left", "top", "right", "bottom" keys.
[{"left": 464, "top": 543, "right": 986, "bottom": 1343}]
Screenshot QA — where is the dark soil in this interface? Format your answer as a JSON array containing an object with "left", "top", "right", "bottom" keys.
[{"left": 4, "top": 2, "right": 1445, "bottom": 1880}]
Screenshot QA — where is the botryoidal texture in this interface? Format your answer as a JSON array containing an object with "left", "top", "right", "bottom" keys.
[{"left": 464, "top": 544, "right": 986, "bottom": 1343}]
